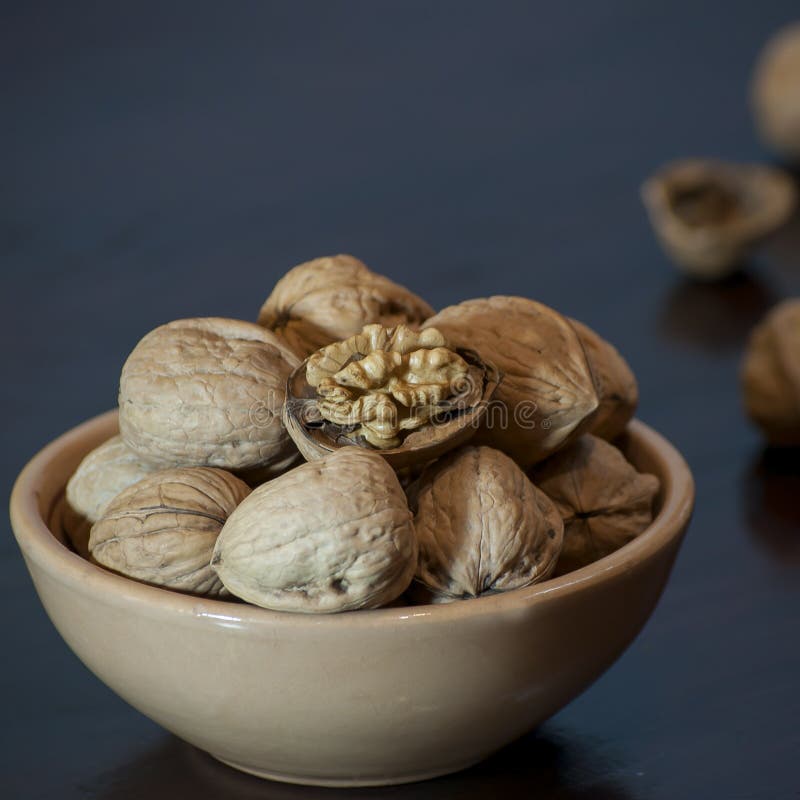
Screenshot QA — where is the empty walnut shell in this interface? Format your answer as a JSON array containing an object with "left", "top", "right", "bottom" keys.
[
  {"left": 529, "top": 435, "right": 660, "bottom": 576},
  {"left": 423, "top": 296, "right": 600, "bottom": 468},
  {"left": 412, "top": 446, "right": 564, "bottom": 602},
  {"left": 211, "top": 448, "right": 417, "bottom": 613},
  {"left": 570, "top": 319, "right": 638, "bottom": 441},
  {"left": 66, "top": 435, "right": 167, "bottom": 526},
  {"left": 119, "top": 317, "right": 301, "bottom": 479},
  {"left": 741, "top": 298, "right": 800, "bottom": 446},
  {"left": 257, "top": 254, "right": 435, "bottom": 358},
  {"left": 751, "top": 22, "right": 800, "bottom": 161},
  {"left": 89, "top": 467, "right": 251, "bottom": 596},
  {"left": 283, "top": 335, "right": 500, "bottom": 470},
  {"left": 641, "top": 159, "right": 796, "bottom": 280}
]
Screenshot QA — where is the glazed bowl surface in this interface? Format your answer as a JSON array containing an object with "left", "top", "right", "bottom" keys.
[{"left": 10, "top": 410, "right": 694, "bottom": 787}]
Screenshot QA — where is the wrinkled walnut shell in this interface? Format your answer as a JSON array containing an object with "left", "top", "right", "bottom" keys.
[
  {"left": 529, "top": 435, "right": 660, "bottom": 575},
  {"left": 119, "top": 317, "right": 301, "bottom": 479},
  {"left": 641, "top": 159, "right": 796, "bottom": 280},
  {"left": 570, "top": 319, "right": 638, "bottom": 440},
  {"left": 89, "top": 467, "right": 251, "bottom": 596},
  {"left": 741, "top": 298, "right": 800, "bottom": 446},
  {"left": 257, "top": 254, "right": 435, "bottom": 358},
  {"left": 423, "top": 296, "right": 599, "bottom": 468},
  {"left": 283, "top": 345, "right": 500, "bottom": 470},
  {"left": 412, "top": 446, "right": 564, "bottom": 602},
  {"left": 212, "top": 447, "right": 417, "bottom": 613}
]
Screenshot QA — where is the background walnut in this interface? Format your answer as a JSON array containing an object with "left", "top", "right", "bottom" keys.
[
  {"left": 641, "top": 159, "right": 795, "bottom": 280},
  {"left": 66, "top": 435, "right": 167, "bottom": 525},
  {"left": 412, "top": 446, "right": 564, "bottom": 602},
  {"left": 423, "top": 296, "right": 599, "bottom": 467},
  {"left": 529, "top": 435, "right": 660, "bottom": 576},
  {"left": 741, "top": 299, "right": 800, "bottom": 446},
  {"left": 89, "top": 467, "right": 251, "bottom": 596},
  {"left": 211, "top": 448, "right": 417, "bottom": 613},
  {"left": 257, "top": 254, "right": 435, "bottom": 357},
  {"left": 751, "top": 22, "right": 800, "bottom": 161},
  {"left": 119, "top": 317, "right": 300, "bottom": 479},
  {"left": 570, "top": 319, "right": 638, "bottom": 441}
]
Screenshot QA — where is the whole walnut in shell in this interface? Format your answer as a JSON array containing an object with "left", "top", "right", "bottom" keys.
[
  {"left": 529, "top": 435, "right": 660, "bottom": 576},
  {"left": 257, "top": 254, "right": 435, "bottom": 358},
  {"left": 89, "top": 467, "right": 251, "bottom": 596},
  {"left": 751, "top": 22, "right": 800, "bottom": 161},
  {"left": 741, "top": 299, "right": 800, "bottom": 446},
  {"left": 423, "top": 296, "right": 599, "bottom": 467},
  {"left": 570, "top": 319, "right": 638, "bottom": 441},
  {"left": 66, "top": 435, "right": 167, "bottom": 525},
  {"left": 412, "top": 446, "right": 564, "bottom": 602},
  {"left": 119, "top": 317, "right": 300, "bottom": 479},
  {"left": 211, "top": 447, "right": 417, "bottom": 613}
]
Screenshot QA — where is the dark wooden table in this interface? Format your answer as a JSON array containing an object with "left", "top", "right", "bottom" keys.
[{"left": 3, "top": 3, "right": 799, "bottom": 798}]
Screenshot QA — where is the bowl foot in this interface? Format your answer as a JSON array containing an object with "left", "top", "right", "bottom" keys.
[{"left": 209, "top": 753, "right": 485, "bottom": 787}]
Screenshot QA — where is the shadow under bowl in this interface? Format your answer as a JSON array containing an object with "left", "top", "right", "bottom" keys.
[{"left": 9, "top": 410, "right": 694, "bottom": 787}]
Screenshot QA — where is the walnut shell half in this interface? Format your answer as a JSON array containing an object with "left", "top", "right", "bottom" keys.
[
  {"left": 641, "top": 159, "right": 796, "bottom": 280},
  {"left": 119, "top": 317, "right": 301, "bottom": 478},
  {"left": 283, "top": 327, "right": 500, "bottom": 470},
  {"left": 741, "top": 298, "right": 800, "bottom": 446},
  {"left": 257, "top": 254, "right": 435, "bottom": 358},
  {"left": 89, "top": 467, "right": 251, "bottom": 596},
  {"left": 211, "top": 448, "right": 417, "bottom": 613},
  {"left": 529, "top": 435, "right": 660, "bottom": 575},
  {"left": 423, "top": 296, "right": 599, "bottom": 468},
  {"left": 412, "top": 446, "right": 564, "bottom": 602}
]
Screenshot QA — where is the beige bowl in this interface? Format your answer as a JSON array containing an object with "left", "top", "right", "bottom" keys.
[{"left": 10, "top": 410, "right": 694, "bottom": 788}]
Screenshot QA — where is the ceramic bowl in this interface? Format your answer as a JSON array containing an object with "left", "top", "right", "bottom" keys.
[{"left": 10, "top": 410, "right": 693, "bottom": 787}]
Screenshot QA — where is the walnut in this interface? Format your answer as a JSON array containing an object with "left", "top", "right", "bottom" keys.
[
  {"left": 752, "top": 23, "right": 800, "bottom": 161},
  {"left": 411, "top": 446, "right": 564, "bottom": 602},
  {"left": 741, "top": 299, "right": 800, "bottom": 446},
  {"left": 641, "top": 159, "right": 796, "bottom": 280},
  {"left": 211, "top": 448, "right": 417, "bottom": 613},
  {"left": 257, "top": 254, "right": 435, "bottom": 358},
  {"left": 570, "top": 319, "right": 638, "bottom": 440},
  {"left": 284, "top": 324, "right": 499, "bottom": 468},
  {"left": 422, "top": 296, "right": 599, "bottom": 468},
  {"left": 529, "top": 435, "right": 660, "bottom": 576},
  {"left": 119, "top": 317, "right": 300, "bottom": 479},
  {"left": 66, "top": 435, "right": 167, "bottom": 526},
  {"left": 89, "top": 467, "right": 251, "bottom": 596},
  {"left": 306, "top": 324, "right": 475, "bottom": 449}
]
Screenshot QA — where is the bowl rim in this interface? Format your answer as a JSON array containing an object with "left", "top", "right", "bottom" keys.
[{"left": 10, "top": 409, "right": 694, "bottom": 628}]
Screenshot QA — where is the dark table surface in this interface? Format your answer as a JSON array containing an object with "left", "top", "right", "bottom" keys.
[{"left": 3, "top": 2, "right": 800, "bottom": 798}]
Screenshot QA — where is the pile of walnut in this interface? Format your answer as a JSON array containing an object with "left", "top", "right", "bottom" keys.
[{"left": 65, "top": 254, "right": 660, "bottom": 613}]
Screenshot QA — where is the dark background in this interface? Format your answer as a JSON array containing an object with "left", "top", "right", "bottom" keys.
[{"left": 3, "top": 2, "right": 800, "bottom": 798}]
